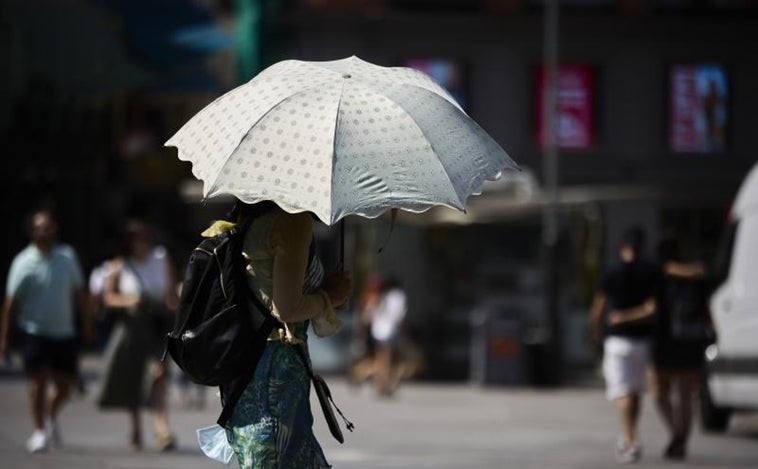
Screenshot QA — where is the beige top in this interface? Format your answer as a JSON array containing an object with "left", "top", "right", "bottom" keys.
[{"left": 202, "top": 209, "right": 340, "bottom": 343}]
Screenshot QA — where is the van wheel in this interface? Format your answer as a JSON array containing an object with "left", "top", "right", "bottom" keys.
[{"left": 700, "top": 376, "right": 732, "bottom": 433}]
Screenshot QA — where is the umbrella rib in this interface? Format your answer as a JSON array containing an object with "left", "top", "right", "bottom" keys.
[{"left": 327, "top": 61, "right": 354, "bottom": 224}]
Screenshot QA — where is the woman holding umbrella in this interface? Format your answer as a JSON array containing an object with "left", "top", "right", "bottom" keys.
[
  {"left": 168, "top": 56, "right": 516, "bottom": 466},
  {"left": 199, "top": 200, "right": 351, "bottom": 467}
]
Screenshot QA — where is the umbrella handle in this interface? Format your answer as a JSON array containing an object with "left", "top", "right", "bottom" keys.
[
  {"left": 339, "top": 219, "right": 345, "bottom": 271},
  {"left": 338, "top": 219, "right": 350, "bottom": 311}
]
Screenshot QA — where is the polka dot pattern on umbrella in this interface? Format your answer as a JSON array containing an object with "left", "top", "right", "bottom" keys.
[{"left": 166, "top": 56, "right": 517, "bottom": 225}]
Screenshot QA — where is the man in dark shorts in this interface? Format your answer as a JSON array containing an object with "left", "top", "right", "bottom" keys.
[
  {"left": 590, "top": 227, "right": 663, "bottom": 464},
  {"left": 0, "top": 210, "right": 89, "bottom": 453}
]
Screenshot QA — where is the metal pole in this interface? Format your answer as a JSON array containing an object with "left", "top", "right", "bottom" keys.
[
  {"left": 542, "top": 0, "right": 561, "bottom": 385},
  {"left": 544, "top": 1, "right": 559, "bottom": 238}
]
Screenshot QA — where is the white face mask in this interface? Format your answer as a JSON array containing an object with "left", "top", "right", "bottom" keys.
[{"left": 197, "top": 424, "right": 235, "bottom": 465}]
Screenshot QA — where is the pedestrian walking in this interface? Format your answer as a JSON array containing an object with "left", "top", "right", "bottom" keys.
[
  {"left": 651, "top": 237, "right": 714, "bottom": 460},
  {"left": 590, "top": 227, "right": 663, "bottom": 464},
  {"left": 370, "top": 276, "right": 407, "bottom": 397},
  {"left": 0, "top": 210, "right": 90, "bottom": 453},
  {"left": 348, "top": 274, "right": 383, "bottom": 386},
  {"left": 96, "top": 220, "right": 178, "bottom": 451},
  {"left": 196, "top": 201, "right": 352, "bottom": 468}
]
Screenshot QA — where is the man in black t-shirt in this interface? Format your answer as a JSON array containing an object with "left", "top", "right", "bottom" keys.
[{"left": 590, "top": 227, "right": 663, "bottom": 464}]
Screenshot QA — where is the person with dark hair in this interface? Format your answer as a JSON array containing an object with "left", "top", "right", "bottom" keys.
[
  {"left": 0, "top": 210, "right": 89, "bottom": 453},
  {"left": 96, "top": 220, "right": 178, "bottom": 451},
  {"left": 651, "top": 236, "right": 713, "bottom": 460},
  {"left": 590, "top": 227, "right": 663, "bottom": 464},
  {"left": 196, "top": 201, "right": 352, "bottom": 468}
]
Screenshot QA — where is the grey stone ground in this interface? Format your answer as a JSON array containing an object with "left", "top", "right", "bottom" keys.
[{"left": 0, "top": 355, "right": 756, "bottom": 468}]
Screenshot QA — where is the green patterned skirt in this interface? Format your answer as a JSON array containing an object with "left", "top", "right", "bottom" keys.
[{"left": 221, "top": 333, "right": 330, "bottom": 469}]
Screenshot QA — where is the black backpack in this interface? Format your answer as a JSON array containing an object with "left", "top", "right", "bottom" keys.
[
  {"left": 163, "top": 217, "right": 280, "bottom": 426},
  {"left": 163, "top": 216, "right": 354, "bottom": 438}
]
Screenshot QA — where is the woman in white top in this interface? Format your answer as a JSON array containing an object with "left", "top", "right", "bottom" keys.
[
  {"left": 369, "top": 277, "right": 407, "bottom": 397},
  {"left": 98, "top": 220, "right": 178, "bottom": 451}
]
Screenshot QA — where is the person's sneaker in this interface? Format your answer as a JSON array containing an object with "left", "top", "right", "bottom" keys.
[
  {"left": 663, "top": 435, "right": 686, "bottom": 460},
  {"left": 25, "top": 429, "right": 48, "bottom": 453},
  {"left": 45, "top": 418, "right": 63, "bottom": 449},
  {"left": 156, "top": 432, "right": 177, "bottom": 452},
  {"left": 615, "top": 438, "right": 642, "bottom": 464}
]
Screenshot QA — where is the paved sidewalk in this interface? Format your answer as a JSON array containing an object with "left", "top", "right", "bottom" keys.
[{"left": 0, "top": 356, "right": 756, "bottom": 468}]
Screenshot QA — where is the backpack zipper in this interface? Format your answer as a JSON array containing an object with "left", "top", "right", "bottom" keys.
[
  {"left": 194, "top": 246, "right": 228, "bottom": 300},
  {"left": 213, "top": 247, "right": 227, "bottom": 300},
  {"left": 194, "top": 247, "right": 213, "bottom": 256}
]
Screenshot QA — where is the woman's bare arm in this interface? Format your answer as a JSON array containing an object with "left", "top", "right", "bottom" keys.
[{"left": 102, "top": 262, "right": 140, "bottom": 309}]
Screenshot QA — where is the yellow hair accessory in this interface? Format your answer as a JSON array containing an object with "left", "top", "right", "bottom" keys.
[{"left": 200, "top": 220, "right": 236, "bottom": 238}]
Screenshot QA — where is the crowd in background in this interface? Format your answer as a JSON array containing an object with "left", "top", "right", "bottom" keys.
[
  {"left": 0, "top": 208, "right": 424, "bottom": 455},
  {"left": 1, "top": 208, "right": 716, "bottom": 465}
]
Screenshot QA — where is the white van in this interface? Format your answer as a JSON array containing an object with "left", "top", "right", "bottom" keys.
[{"left": 701, "top": 162, "right": 758, "bottom": 431}]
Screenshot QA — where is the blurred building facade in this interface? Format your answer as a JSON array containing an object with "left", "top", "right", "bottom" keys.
[
  {"left": 1, "top": 0, "right": 756, "bottom": 381},
  {"left": 261, "top": 0, "right": 758, "bottom": 380},
  {"left": 0, "top": 0, "right": 237, "bottom": 271}
]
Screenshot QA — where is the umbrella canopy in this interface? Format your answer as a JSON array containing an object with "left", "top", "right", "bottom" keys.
[{"left": 166, "top": 56, "right": 517, "bottom": 225}]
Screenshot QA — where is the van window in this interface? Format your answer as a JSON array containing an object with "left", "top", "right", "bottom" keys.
[
  {"left": 712, "top": 221, "right": 737, "bottom": 286},
  {"left": 729, "top": 217, "right": 758, "bottom": 297}
]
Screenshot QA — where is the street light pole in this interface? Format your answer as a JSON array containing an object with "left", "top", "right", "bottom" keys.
[{"left": 542, "top": 0, "right": 561, "bottom": 385}]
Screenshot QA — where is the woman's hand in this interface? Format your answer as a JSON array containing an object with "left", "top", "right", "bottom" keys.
[
  {"left": 324, "top": 269, "right": 353, "bottom": 309},
  {"left": 103, "top": 260, "right": 141, "bottom": 310}
]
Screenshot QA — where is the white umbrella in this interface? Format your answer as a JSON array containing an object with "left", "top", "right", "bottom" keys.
[{"left": 165, "top": 56, "right": 517, "bottom": 225}]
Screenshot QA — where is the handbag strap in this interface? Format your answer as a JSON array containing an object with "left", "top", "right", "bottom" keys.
[{"left": 293, "top": 343, "right": 355, "bottom": 433}]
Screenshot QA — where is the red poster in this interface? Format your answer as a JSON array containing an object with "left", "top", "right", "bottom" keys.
[{"left": 536, "top": 64, "right": 595, "bottom": 150}]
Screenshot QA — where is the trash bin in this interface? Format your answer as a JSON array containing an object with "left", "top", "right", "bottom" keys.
[
  {"left": 469, "top": 309, "right": 524, "bottom": 385},
  {"left": 523, "top": 328, "right": 551, "bottom": 386}
]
